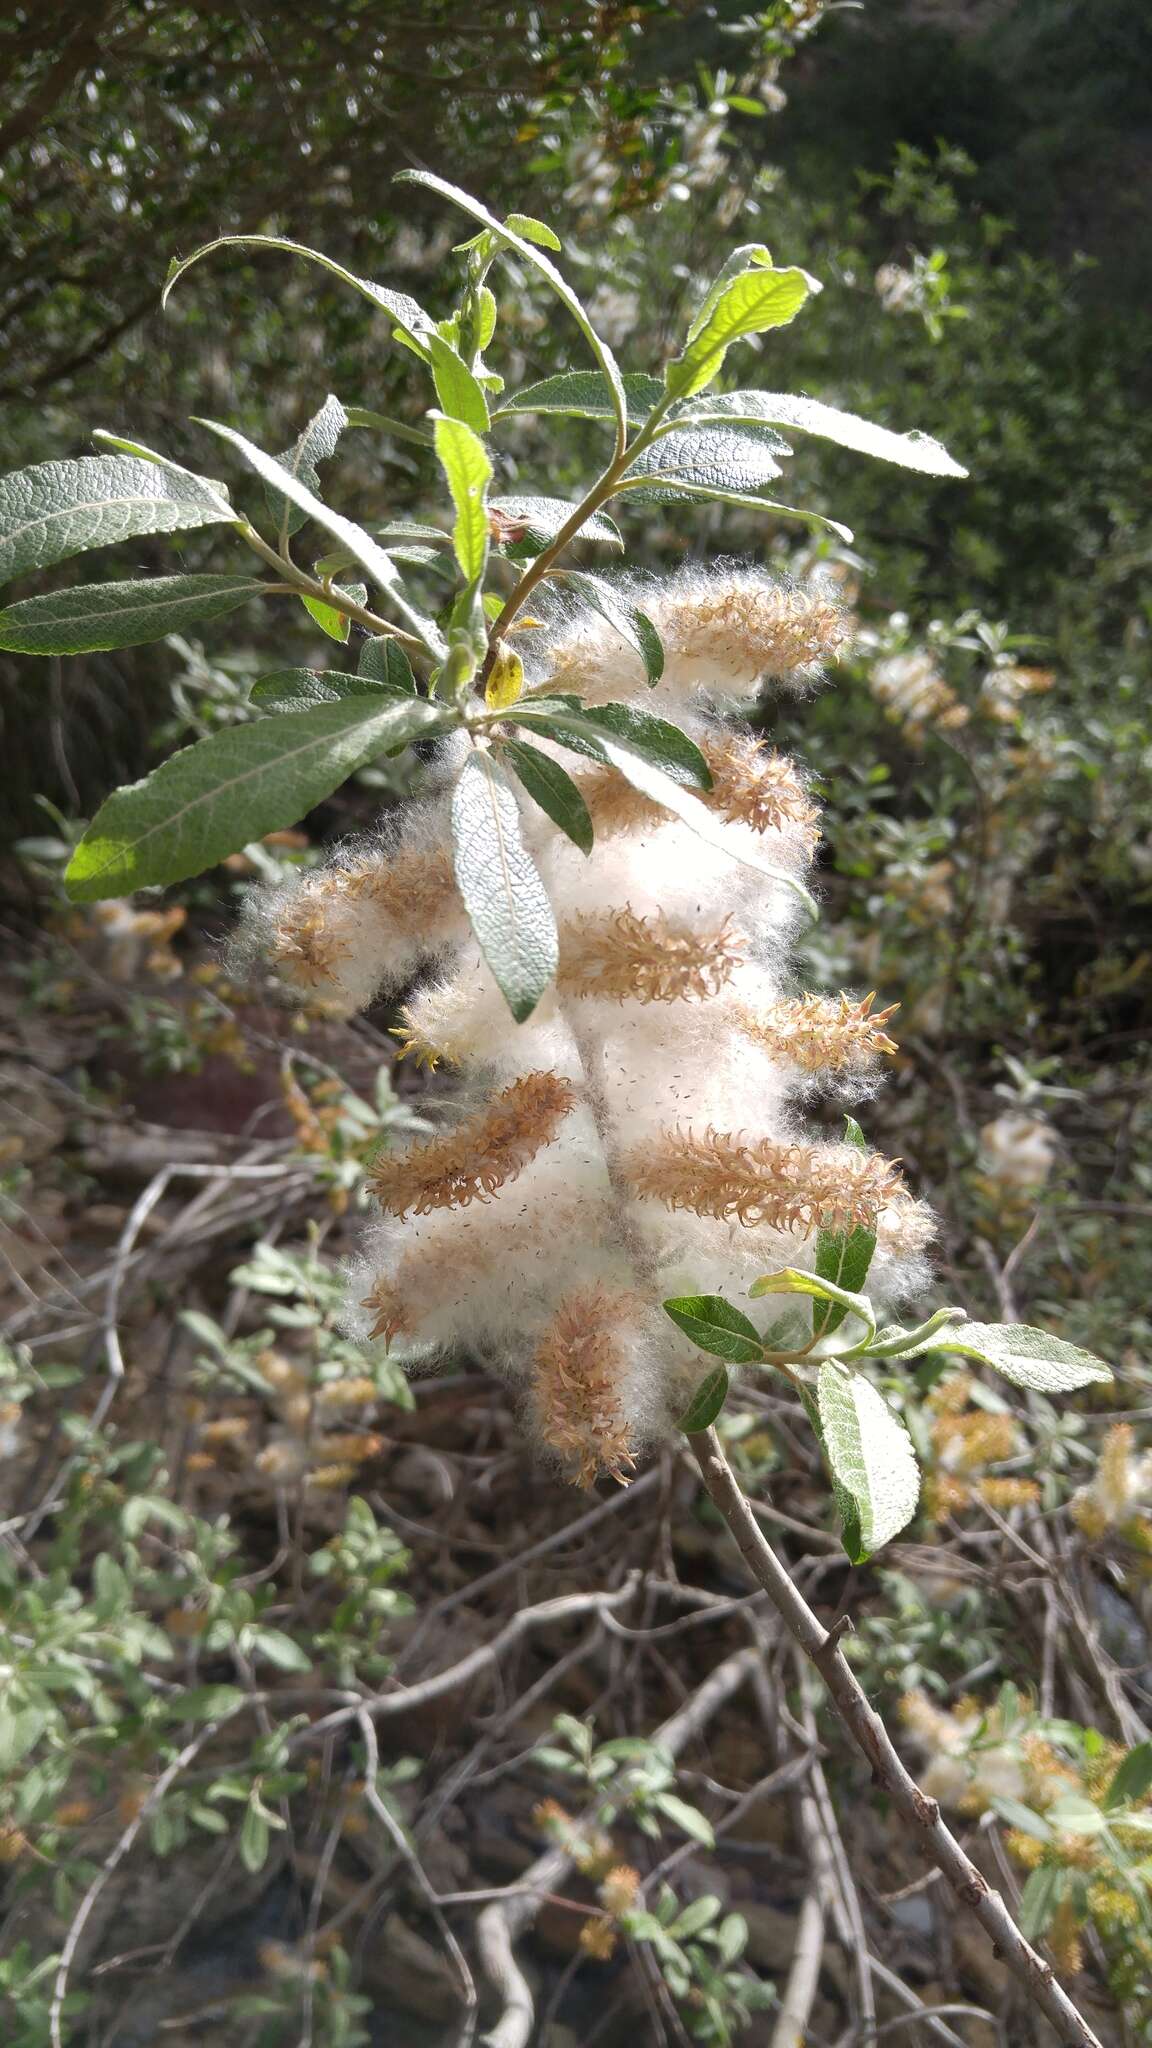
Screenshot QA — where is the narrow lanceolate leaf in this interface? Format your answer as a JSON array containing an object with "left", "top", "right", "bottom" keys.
[
  {"left": 64, "top": 696, "right": 447, "bottom": 900},
  {"left": 250, "top": 667, "right": 414, "bottom": 711},
  {"left": 163, "top": 237, "right": 437, "bottom": 354},
  {"left": 426, "top": 334, "right": 489, "bottom": 436},
  {"left": 503, "top": 211, "right": 561, "bottom": 250},
  {"left": 816, "top": 1363, "right": 920, "bottom": 1559},
  {"left": 358, "top": 635, "right": 418, "bottom": 692},
  {"left": 490, "top": 495, "right": 622, "bottom": 553},
  {"left": 936, "top": 1323, "right": 1113, "bottom": 1395},
  {"left": 749, "top": 1267, "right": 876, "bottom": 1344},
  {"left": 450, "top": 751, "right": 558, "bottom": 1022},
  {"left": 665, "top": 265, "right": 817, "bottom": 401},
  {"left": 193, "top": 417, "right": 446, "bottom": 659},
  {"left": 577, "top": 704, "right": 705, "bottom": 784},
  {"left": 0, "top": 456, "right": 233, "bottom": 585},
  {"left": 499, "top": 740, "right": 593, "bottom": 854},
  {"left": 671, "top": 391, "right": 968, "bottom": 478},
  {"left": 677, "top": 1368, "right": 731, "bottom": 1434},
  {"left": 494, "top": 371, "right": 664, "bottom": 423},
  {"left": 625, "top": 424, "right": 787, "bottom": 500},
  {"left": 664, "top": 1295, "right": 765, "bottom": 1365},
  {"left": 563, "top": 575, "right": 663, "bottom": 684},
  {"left": 0, "top": 574, "right": 264, "bottom": 655},
  {"left": 430, "top": 412, "right": 492, "bottom": 583},
  {"left": 267, "top": 393, "right": 347, "bottom": 538},
  {"left": 397, "top": 172, "right": 628, "bottom": 448}
]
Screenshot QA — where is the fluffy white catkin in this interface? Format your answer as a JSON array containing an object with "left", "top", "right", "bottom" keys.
[{"left": 241, "top": 564, "right": 933, "bottom": 1487}]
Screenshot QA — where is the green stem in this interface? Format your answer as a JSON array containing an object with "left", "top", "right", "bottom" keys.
[{"left": 236, "top": 521, "right": 428, "bottom": 662}]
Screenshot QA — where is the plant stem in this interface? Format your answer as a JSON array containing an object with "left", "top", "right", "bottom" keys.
[
  {"left": 237, "top": 520, "right": 429, "bottom": 659},
  {"left": 688, "top": 1425, "right": 1106, "bottom": 2048}
]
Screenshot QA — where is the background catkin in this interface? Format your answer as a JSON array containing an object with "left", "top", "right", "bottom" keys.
[{"left": 240, "top": 564, "right": 934, "bottom": 1485}]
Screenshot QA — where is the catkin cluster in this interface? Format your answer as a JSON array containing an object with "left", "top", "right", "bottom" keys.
[{"left": 240, "top": 566, "right": 934, "bottom": 1486}]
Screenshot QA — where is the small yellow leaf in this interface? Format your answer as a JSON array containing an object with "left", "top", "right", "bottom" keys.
[{"left": 486, "top": 642, "right": 524, "bottom": 710}]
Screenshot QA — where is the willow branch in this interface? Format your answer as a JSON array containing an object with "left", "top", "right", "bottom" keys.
[{"left": 689, "top": 1425, "right": 1105, "bottom": 2048}]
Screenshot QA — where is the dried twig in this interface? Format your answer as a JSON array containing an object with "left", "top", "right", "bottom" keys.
[{"left": 689, "top": 1426, "right": 1106, "bottom": 2048}]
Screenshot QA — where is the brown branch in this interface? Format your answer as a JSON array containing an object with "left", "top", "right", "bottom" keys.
[{"left": 689, "top": 1426, "right": 1106, "bottom": 2048}]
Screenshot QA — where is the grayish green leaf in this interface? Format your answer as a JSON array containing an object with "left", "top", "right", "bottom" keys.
[
  {"left": 267, "top": 392, "right": 347, "bottom": 538},
  {"left": 0, "top": 573, "right": 263, "bottom": 654},
  {"left": 450, "top": 751, "right": 558, "bottom": 1021},
  {"left": 626, "top": 423, "right": 786, "bottom": 497},
  {"left": 491, "top": 494, "right": 622, "bottom": 551},
  {"left": 65, "top": 695, "right": 446, "bottom": 899},
  {"left": 164, "top": 236, "right": 436, "bottom": 352},
  {"left": 936, "top": 1322, "right": 1113, "bottom": 1393},
  {"left": 359, "top": 635, "right": 418, "bottom": 691},
  {"left": 193, "top": 416, "right": 446, "bottom": 657},
  {"left": 495, "top": 370, "right": 664, "bottom": 422},
  {"left": 250, "top": 666, "right": 411, "bottom": 710},
  {"left": 300, "top": 580, "right": 366, "bottom": 642},
  {"left": 674, "top": 390, "right": 968, "bottom": 477},
  {"left": 817, "top": 1363, "right": 920, "bottom": 1557},
  {"left": 0, "top": 455, "right": 233, "bottom": 585}
]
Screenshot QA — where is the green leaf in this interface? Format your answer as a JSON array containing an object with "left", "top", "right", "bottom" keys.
[
  {"left": 0, "top": 573, "right": 263, "bottom": 654},
  {"left": 65, "top": 695, "right": 447, "bottom": 899},
  {"left": 653, "top": 1793, "right": 715, "bottom": 1848},
  {"left": 0, "top": 456, "right": 233, "bottom": 585},
  {"left": 503, "top": 211, "right": 562, "bottom": 250},
  {"left": 1018, "top": 1865, "right": 1061, "bottom": 1943},
  {"left": 450, "top": 751, "right": 558, "bottom": 1022},
  {"left": 866, "top": 1306, "right": 967, "bottom": 1359},
  {"left": 163, "top": 236, "right": 436, "bottom": 353},
  {"left": 430, "top": 412, "right": 492, "bottom": 583},
  {"left": 672, "top": 390, "right": 968, "bottom": 478},
  {"left": 239, "top": 1802, "right": 271, "bottom": 1874},
  {"left": 664, "top": 1296, "right": 764, "bottom": 1364},
  {"left": 490, "top": 495, "right": 622, "bottom": 553},
  {"left": 250, "top": 1627, "right": 311, "bottom": 1672},
  {"left": 669, "top": 1896, "right": 722, "bottom": 1939},
  {"left": 300, "top": 581, "right": 367, "bottom": 643},
  {"left": 749, "top": 1267, "right": 875, "bottom": 1345},
  {"left": 193, "top": 416, "right": 446, "bottom": 658},
  {"left": 267, "top": 393, "right": 346, "bottom": 538},
  {"left": 426, "top": 334, "right": 490, "bottom": 436},
  {"left": 359, "top": 635, "right": 418, "bottom": 691},
  {"left": 496, "top": 371, "right": 664, "bottom": 422},
  {"left": 577, "top": 703, "right": 706, "bottom": 784},
  {"left": 397, "top": 172, "right": 628, "bottom": 447},
  {"left": 250, "top": 666, "right": 412, "bottom": 711},
  {"left": 935, "top": 1323, "right": 1113, "bottom": 1394},
  {"left": 665, "top": 265, "right": 817, "bottom": 401},
  {"left": 813, "top": 1218, "right": 877, "bottom": 1337},
  {"left": 345, "top": 407, "right": 435, "bottom": 449},
  {"left": 166, "top": 1685, "right": 248, "bottom": 1721},
  {"left": 498, "top": 739, "right": 594, "bottom": 855},
  {"left": 1103, "top": 1741, "right": 1152, "bottom": 1811},
  {"left": 625, "top": 424, "right": 787, "bottom": 501},
  {"left": 0, "top": 1709, "right": 47, "bottom": 1773},
  {"left": 676, "top": 1368, "right": 731, "bottom": 1433},
  {"left": 816, "top": 1363, "right": 920, "bottom": 1558}
]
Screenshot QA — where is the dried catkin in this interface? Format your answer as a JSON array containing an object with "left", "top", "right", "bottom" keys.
[{"left": 244, "top": 564, "right": 931, "bottom": 1487}]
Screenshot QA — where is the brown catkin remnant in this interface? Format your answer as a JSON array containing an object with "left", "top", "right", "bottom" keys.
[
  {"left": 559, "top": 907, "right": 746, "bottom": 1003},
  {"left": 736, "top": 990, "right": 899, "bottom": 1073},
  {"left": 626, "top": 1129, "right": 902, "bottom": 1233},
  {"left": 531, "top": 1288, "right": 640, "bottom": 1489},
  {"left": 368, "top": 1071, "right": 578, "bottom": 1218},
  {"left": 658, "top": 578, "right": 849, "bottom": 679}
]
